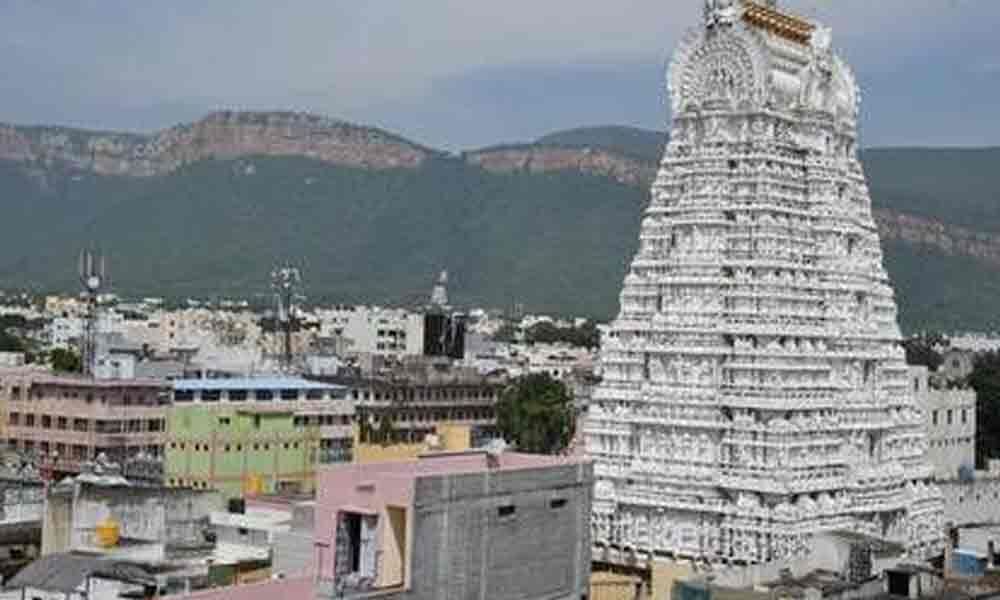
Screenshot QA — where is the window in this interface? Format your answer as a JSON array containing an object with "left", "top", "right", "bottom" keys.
[
  {"left": 229, "top": 390, "right": 248, "bottom": 402},
  {"left": 962, "top": 409, "right": 968, "bottom": 424},
  {"left": 932, "top": 411, "right": 939, "bottom": 426},
  {"left": 219, "top": 417, "right": 231, "bottom": 426},
  {"left": 254, "top": 415, "right": 261, "bottom": 429},
  {"left": 550, "top": 498, "right": 568, "bottom": 509},
  {"left": 255, "top": 390, "right": 274, "bottom": 402},
  {"left": 947, "top": 410, "right": 953, "bottom": 425},
  {"left": 498, "top": 505, "right": 516, "bottom": 518},
  {"left": 202, "top": 390, "right": 221, "bottom": 402},
  {"left": 306, "top": 390, "right": 324, "bottom": 401},
  {"left": 280, "top": 389, "right": 299, "bottom": 401},
  {"left": 238, "top": 527, "right": 250, "bottom": 536},
  {"left": 175, "top": 390, "right": 194, "bottom": 403}
]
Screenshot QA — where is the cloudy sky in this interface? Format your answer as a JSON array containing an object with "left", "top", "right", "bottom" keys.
[{"left": 1, "top": 1, "right": 997, "bottom": 150}]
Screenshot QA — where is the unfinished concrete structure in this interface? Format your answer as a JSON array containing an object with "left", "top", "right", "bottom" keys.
[{"left": 313, "top": 450, "right": 593, "bottom": 600}]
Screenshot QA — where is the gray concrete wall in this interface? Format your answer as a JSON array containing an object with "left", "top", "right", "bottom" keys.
[
  {"left": 400, "top": 461, "right": 593, "bottom": 600},
  {"left": 940, "top": 477, "right": 1000, "bottom": 525}
]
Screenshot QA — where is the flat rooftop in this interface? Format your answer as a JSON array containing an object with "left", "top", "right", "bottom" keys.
[
  {"left": 23, "top": 374, "right": 168, "bottom": 389},
  {"left": 322, "top": 450, "right": 589, "bottom": 480},
  {"left": 172, "top": 377, "right": 346, "bottom": 392}
]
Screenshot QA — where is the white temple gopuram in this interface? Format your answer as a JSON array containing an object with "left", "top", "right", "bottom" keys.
[{"left": 586, "top": 0, "right": 944, "bottom": 566}]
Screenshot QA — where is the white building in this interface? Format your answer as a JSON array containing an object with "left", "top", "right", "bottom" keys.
[
  {"left": 315, "top": 305, "right": 424, "bottom": 358},
  {"left": 910, "top": 366, "right": 976, "bottom": 480},
  {"left": 585, "top": 0, "right": 943, "bottom": 566}
]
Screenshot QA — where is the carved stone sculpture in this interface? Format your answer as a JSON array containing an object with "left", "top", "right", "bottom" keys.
[{"left": 585, "top": 0, "right": 943, "bottom": 565}]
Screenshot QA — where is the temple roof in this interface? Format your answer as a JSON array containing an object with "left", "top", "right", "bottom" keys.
[{"left": 741, "top": 0, "right": 816, "bottom": 45}]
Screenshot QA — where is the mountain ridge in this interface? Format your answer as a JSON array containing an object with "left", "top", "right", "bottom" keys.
[{"left": 1, "top": 112, "right": 998, "bottom": 331}]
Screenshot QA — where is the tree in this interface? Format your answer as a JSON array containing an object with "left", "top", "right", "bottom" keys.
[
  {"left": 969, "top": 351, "right": 1000, "bottom": 468},
  {"left": 902, "top": 333, "right": 947, "bottom": 371},
  {"left": 496, "top": 373, "right": 574, "bottom": 455},
  {"left": 50, "top": 348, "right": 81, "bottom": 373},
  {"left": 491, "top": 322, "right": 519, "bottom": 343},
  {"left": 0, "top": 330, "right": 24, "bottom": 353}
]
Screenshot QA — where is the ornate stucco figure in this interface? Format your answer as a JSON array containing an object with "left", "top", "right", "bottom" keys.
[{"left": 586, "top": 0, "right": 943, "bottom": 566}]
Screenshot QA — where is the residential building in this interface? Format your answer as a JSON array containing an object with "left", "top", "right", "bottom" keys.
[
  {"left": 911, "top": 366, "right": 976, "bottom": 479},
  {"left": 314, "top": 448, "right": 593, "bottom": 599},
  {"left": 352, "top": 423, "right": 472, "bottom": 464},
  {"left": 315, "top": 306, "right": 424, "bottom": 358},
  {"left": 1, "top": 373, "right": 169, "bottom": 478},
  {"left": 29, "top": 465, "right": 274, "bottom": 598},
  {"left": 165, "top": 378, "right": 352, "bottom": 498},
  {"left": 2, "top": 553, "right": 160, "bottom": 600},
  {"left": 585, "top": 0, "right": 942, "bottom": 568},
  {"left": 938, "top": 348, "right": 975, "bottom": 384},
  {"left": 338, "top": 360, "right": 505, "bottom": 448}
]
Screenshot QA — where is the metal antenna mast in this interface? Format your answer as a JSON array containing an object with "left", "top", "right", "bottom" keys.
[
  {"left": 271, "top": 266, "right": 302, "bottom": 373},
  {"left": 78, "top": 249, "right": 106, "bottom": 376}
]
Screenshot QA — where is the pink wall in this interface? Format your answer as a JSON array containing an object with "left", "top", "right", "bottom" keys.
[
  {"left": 314, "top": 463, "right": 416, "bottom": 578},
  {"left": 312, "top": 452, "right": 590, "bottom": 579},
  {"left": 180, "top": 574, "right": 315, "bottom": 600}
]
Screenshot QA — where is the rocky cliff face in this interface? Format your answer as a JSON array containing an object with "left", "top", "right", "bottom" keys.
[
  {"left": 2, "top": 111, "right": 995, "bottom": 272},
  {"left": 464, "top": 146, "right": 655, "bottom": 187},
  {"left": 0, "top": 111, "right": 433, "bottom": 176},
  {"left": 466, "top": 145, "right": 1000, "bottom": 271},
  {"left": 873, "top": 209, "right": 1000, "bottom": 267}
]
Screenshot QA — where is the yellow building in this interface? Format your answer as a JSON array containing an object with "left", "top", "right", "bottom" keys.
[{"left": 352, "top": 423, "right": 470, "bottom": 464}]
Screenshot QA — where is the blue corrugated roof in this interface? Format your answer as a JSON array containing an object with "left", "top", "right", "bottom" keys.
[{"left": 172, "top": 377, "right": 344, "bottom": 392}]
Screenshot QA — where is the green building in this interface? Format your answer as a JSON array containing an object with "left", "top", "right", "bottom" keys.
[{"left": 165, "top": 377, "right": 352, "bottom": 498}]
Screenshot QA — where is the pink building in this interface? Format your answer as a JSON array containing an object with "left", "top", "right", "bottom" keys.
[
  {"left": 1, "top": 373, "right": 168, "bottom": 478},
  {"left": 313, "top": 450, "right": 593, "bottom": 600}
]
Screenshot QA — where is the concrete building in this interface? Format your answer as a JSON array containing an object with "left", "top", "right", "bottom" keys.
[
  {"left": 314, "top": 449, "right": 593, "bottom": 600},
  {"left": 339, "top": 361, "right": 504, "bottom": 448},
  {"left": 911, "top": 367, "right": 976, "bottom": 480},
  {"left": 315, "top": 306, "right": 424, "bottom": 358},
  {"left": 30, "top": 465, "right": 280, "bottom": 598},
  {"left": 165, "top": 378, "right": 352, "bottom": 498},
  {"left": 585, "top": 0, "right": 942, "bottom": 567},
  {"left": 938, "top": 348, "right": 975, "bottom": 384},
  {"left": 2, "top": 553, "right": 159, "bottom": 600},
  {"left": 352, "top": 423, "right": 472, "bottom": 464},
  {"left": 1, "top": 374, "right": 169, "bottom": 478}
]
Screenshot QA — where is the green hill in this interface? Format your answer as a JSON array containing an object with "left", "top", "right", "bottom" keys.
[
  {"left": 1, "top": 120, "right": 999, "bottom": 333},
  {"left": 535, "top": 126, "right": 667, "bottom": 162},
  {"left": 0, "top": 156, "right": 644, "bottom": 317}
]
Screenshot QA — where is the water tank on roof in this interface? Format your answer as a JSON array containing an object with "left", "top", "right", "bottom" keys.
[
  {"left": 243, "top": 474, "right": 263, "bottom": 497},
  {"left": 95, "top": 518, "right": 120, "bottom": 548}
]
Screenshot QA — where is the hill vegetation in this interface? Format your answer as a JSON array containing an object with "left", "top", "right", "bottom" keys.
[{"left": 0, "top": 117, "right": 998, "bottom": 333}]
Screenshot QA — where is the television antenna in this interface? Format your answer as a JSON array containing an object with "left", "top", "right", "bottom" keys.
[
  {"left": 271, "top": 265, "right": 302, "bottom": 373},
  {"left": 78, "top": 249, "right": 107, "bottom": 376}
]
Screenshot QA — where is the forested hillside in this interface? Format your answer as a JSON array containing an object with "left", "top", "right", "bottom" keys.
[{"left": 0, "top": 116, "right": 998, "bottom": 332}]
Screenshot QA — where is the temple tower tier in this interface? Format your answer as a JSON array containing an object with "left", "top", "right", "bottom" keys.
[{"left": 585, "top": 0, "right": 944, "bottom": 565}]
